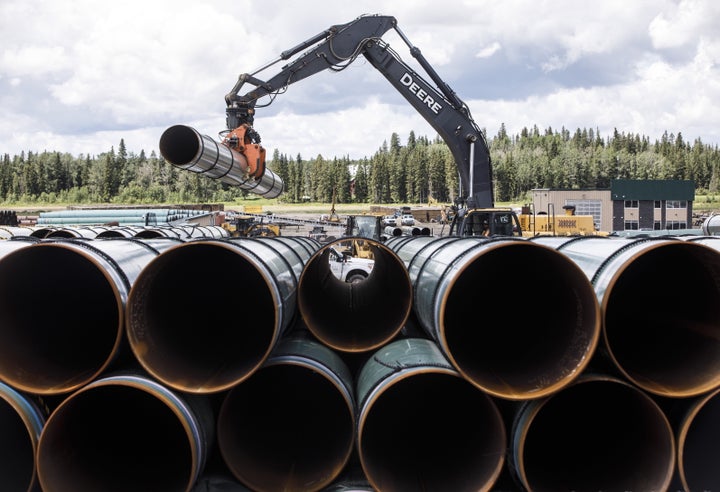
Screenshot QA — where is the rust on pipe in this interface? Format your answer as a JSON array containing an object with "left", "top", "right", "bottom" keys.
[
  {"left": 160, "top": 125, "right": 284, "bottom": 199},
  {"left": 36, "top": 373, "right": 213, "bottom": 492},
  {"left": 356, "top": 338, "right": 506, "bottom": 492},
  {"left": 218, "top": 337, "right": 355, "bottom": 492},
  {"left": 127, "top": 237, "right": 318, "bottom": 393},
  {"left": 510, "top": 374, "right": 675, "bottom": 492},
  {"left": 297, "top": 238, "right": 412, "bottom": 352},
  {"left": 0, "top": 239, "right": 163, "bottom": 394},
  {"left": 386, "top": 236, "right": 601, "bottom": 399}
]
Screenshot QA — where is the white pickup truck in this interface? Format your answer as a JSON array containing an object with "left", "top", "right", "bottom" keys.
[{"left": 328, "top": 247, "right": 374, "bottom": 283}]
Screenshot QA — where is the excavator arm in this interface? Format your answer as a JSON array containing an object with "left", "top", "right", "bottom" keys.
[{"left": 224, "top": 14, "right": 493, "bottom": 209}]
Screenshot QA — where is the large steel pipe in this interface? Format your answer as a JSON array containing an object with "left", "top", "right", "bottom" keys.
[
  {"left": 297, "top": 238, "right": 412, "bottom": 352},
  {"left": 127, "top": 237, "right": 318, "bottom": 393},
  {"left": 673, "top": 386, "right": 720, "bottom": 491},
  {"left": 0, "top": 381, "right": 46, "bottom": 492},
  {"left": 0, "top": 238, "right": 166, "bottom": 394},
  {"left": 218, "top": 336, "right": 355, "bottom": 491},
  {"left": 386, "top": 236, "right": 601, "bottom": 399},
  {"left": 36, "top": 373, "right": 213, "bottom": 492},
  {"left": 160, "top": 125, "right": 284, "bottom": 199},
  {"left": 510, "top": 374, "right": 675, "bottom": 491},
  {"left": 356, "top": 338, "right": 506, "bottom": 491},
  {"left": 532, "top": 236, "right": 720, "bottom": 397}
]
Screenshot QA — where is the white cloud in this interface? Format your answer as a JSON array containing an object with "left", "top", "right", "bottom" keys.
[{"left": 1, "top": 0, "right": 719, "bottom": 160}]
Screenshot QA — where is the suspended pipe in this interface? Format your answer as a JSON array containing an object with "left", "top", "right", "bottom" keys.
[
  {"left": 356, "top": 338, "right": 506, "bottom": 492},
  {"left": 160, "top": 125, "right": 284, "bottom": 199},
  {"left": 36, "top": 372, "right": 213, "bottom": 492},
  {"left": 297, "top": 237, "right": 412, "bottom": 352},
  {"left": 127, "top": 236, "right": 319, "bottom": 393},
  {"left": 0, "top": 381, "right": 46, "bottom": 492},
  {"left": 385, "top": 236, "right": 601, "bottom": 399},
  {"left": 0, "top": 238, "right": 166, "bottom": 394},
  {"left": 218, "top": 336, "right": 355, "bottom": 492},
  {"left": 531, "top": 235, "right": 720, "bottom": 397},
  {"left": 510, "top": 373, "right": 675, "bottom": 492}
]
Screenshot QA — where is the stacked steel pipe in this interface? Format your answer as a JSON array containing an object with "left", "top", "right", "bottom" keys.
[{"left": 0, "top": 232, "right": 718, "bottom": 491}]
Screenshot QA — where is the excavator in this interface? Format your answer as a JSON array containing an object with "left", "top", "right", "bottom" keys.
[{"left": 222, "top": 13, "right": 523, "bottom": 238}]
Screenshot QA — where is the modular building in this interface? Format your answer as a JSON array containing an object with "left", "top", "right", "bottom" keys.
[{"left": 531, "top": 180, "right": 695, "bottom": 233}]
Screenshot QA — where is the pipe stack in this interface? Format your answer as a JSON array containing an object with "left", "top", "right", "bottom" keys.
[{"left": 0, "top": 233, "right": 718, "bottom": 491}]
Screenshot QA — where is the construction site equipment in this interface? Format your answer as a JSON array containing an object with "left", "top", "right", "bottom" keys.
[{"left": 159, "top": 125, "right": 284, "bottom": 199}]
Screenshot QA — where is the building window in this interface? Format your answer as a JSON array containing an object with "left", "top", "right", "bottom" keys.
[
  {"left": 654, "top": 220, "right": 662, "bottom": 230},
  {"left": 624, "top": 200, "right": 639, "bottom": 208},
  {"left": 666, "top": 220, "right": 687, "bottom": 229},
  {"left": 624, "top": 220, "right": 639, "bottom": 230},
  {"left": 666, "top": 200, "right": 687, "bottom": 209},
  {"left": 654, "top": 200, "right": 661, "bottom": 209}
]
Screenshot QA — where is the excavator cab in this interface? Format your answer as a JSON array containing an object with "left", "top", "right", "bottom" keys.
[{"left": 452, "top": 208, "right": 522, "bottom": 237}]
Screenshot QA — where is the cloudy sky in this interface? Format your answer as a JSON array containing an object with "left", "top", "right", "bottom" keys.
[{"left": 1, "top": 0, "right": 719, "bottom": 160}]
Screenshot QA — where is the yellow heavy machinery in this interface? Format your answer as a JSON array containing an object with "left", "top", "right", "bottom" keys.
[
  {"left": 222, "top": 215, "right": 280, "bottom": 237},
  {"left": 516, "top": 204, "right": 605, "bottom": 237}
]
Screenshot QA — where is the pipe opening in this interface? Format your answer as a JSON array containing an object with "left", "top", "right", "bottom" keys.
[
  {"left": 219, "top": 363, "right": 354, "bottom": 491},
  {"left": 0, "top": 398, "right": 37, "bottom": 492},
  {"left": 442, "top": 242, "right": 599, "bottom": 398},
  {"left": 37, "top": 385, "right": 194, "bottom": 492},
  {"left": 604, "top": 243, "right": 720, "bottom": 396},
  {"left": 516, "top": 378, "right": 674, "bottom": 491},
  {"left": 127, "top": 243, "right": 277, "bottom": 392},
  {"left": 678, "top": 388, "right": 720, "bottom": 491},
  {"left": 0, "top": 245, "right": 121, "bottom": 393},
  {"left": 159, "top": 125, "right": 200, "bottom": 166},
  {"left": 298, "top": 240, "right": 411, "bottom": 352},
  {"left": 359, "top": 372, "right": 505, "bottom": 491}
]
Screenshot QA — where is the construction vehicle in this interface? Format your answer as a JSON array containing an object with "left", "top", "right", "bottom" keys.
[
  {"left": 219, "top": 13, "right": 599, "bottom": 238},
  {"left": 222, "top": 214, "right": 280, "bottom": 237}
]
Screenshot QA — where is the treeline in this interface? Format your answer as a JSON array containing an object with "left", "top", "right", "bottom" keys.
[{"left": 1, "top": 125, "right": 719, "bottom": 205}]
